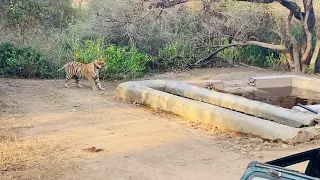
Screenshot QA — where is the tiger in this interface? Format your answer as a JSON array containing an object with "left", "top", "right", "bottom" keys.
[{"left": 57, "top": 58, "right": 106, "bottom": 91}]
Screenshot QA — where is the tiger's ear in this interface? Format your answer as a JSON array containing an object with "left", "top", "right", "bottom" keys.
[{"left": 100, "top": 57, "right": 106, "bottom": 62}]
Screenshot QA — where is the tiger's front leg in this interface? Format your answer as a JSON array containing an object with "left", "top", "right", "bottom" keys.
[
  {"left": 96, "top": 80, "right": 105, "bottom": 91},
  {"left": 88, "top": 76, "right": 98, "bottom": 91},
  {"left": 92, "top": 72, "right": 105, "bottom": 91}
]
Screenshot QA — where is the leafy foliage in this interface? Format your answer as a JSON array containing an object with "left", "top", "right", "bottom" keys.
[
  {"left": 0, "top": 42, "right": 54, "bottom": 78},
  {"left": 3, "top": 0, "right": 79, "bottom": 30},
  {"left": 236, "top": 46, "right": 286, "bottom": 68},
  {"left": 72, "top": 39, "right": 153, "bottom": 79}
]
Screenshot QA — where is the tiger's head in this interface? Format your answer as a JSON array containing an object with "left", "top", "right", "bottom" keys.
[{"left": 93, "top": 58, "right": 106, "bottom": 69}]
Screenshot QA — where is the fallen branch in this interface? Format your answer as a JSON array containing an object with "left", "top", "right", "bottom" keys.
[
  {"left": 190, "top": 40, "right": 293, "bottom": 69},
  {"left": 193, "top": 43, "right": 243, "bottom": 66}
]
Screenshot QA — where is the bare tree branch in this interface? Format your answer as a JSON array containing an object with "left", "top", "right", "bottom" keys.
[
  {"left": 203, "top": 0, "right": 218, "bottom": 13},
  {"left": 155, "top": 0, "right": 191, "bottom": 8},
  {"left": 236, "top": 0, "right": 305, "bottom": 21}
]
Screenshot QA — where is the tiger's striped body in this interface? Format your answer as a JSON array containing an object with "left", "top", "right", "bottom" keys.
[{"left": 58, "top": 58, "right": 106, "bottom": 91}]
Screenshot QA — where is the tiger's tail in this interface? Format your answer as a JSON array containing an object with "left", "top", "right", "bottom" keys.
[{"left": 57, "top": 63, "right": 68, "bottom": 72}]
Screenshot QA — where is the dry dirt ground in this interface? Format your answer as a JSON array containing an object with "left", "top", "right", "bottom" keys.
[{"left": 1, "top": 67, "right": 320, "bottom": 180}]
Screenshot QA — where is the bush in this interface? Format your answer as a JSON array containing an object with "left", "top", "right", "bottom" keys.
[
  {"left": 105, "top": 43, "right": 153, "bottom": 79},
  {"left": 3, "top": 0, "right": 79, "bottom": 29},
  {"left": 72, "top": 39, "right": 153, "bottom": 79},
  {"left": 157, "top": 41, "right": 193, "bottom": 70},
  {"left": 74, "top": 39, "right": 105, "bottom": 63},
  {"left": 236, "top": 46, "right": 286, "bottom": 68},
  {"left": 0, "top": 42, "right": 54, "bottom": 78}
]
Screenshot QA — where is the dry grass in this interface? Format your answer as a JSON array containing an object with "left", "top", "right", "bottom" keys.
[
  {"left": 0, "top": 127, "right": 16, "bottom": 143},
  {"left": 0, "top": 127, "right": 68, "bottom": 179}
]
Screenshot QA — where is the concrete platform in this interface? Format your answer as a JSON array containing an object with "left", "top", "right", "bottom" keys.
[
  {"left": 164, "top": 81, "right": 319, "bottom": 128},
  {"left": 249, "top": 75, "right": 320, "bottom": 93},
  {"left": 116, "top": 80, "right": 320, "bottom": 143}
]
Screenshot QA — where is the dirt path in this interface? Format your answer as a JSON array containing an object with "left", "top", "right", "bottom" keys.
[{"left": 1, "top": 67, "right": 319, "bottom": 180}]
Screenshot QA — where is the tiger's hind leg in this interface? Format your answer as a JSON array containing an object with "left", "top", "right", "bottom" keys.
[
  {"left": 75, "top": 76, "right": 83, "bottom": 88},
  {"left": 64, "top": 75, "right": 73, "bottom": 88}
]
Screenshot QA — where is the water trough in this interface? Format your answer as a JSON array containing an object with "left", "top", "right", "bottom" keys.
[{"left": 116, "top": 75, "right": 320, "bottom": 143}]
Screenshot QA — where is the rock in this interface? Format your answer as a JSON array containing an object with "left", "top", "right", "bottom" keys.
[
  {"left": 249, "top": 138, "right": 263, "bottom": 144},
  {"left": 251, "top": 152, "right": 263, "bottom": 158},
  {"left": 241, "top": 151, "right": 248, "bottom": 155},
  {"left": 281, "top": 144, "right": 289, "bottom": 149},
  {"left": 254, "top": 146, "right": 262, "bottom": 151},
  {"left": 234, "top": 146, "right": 241, "bottom": 150}
]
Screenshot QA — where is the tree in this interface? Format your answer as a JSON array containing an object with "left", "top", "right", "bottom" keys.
[{"left": 153, "top": 0, "right": 320, "bottom": 73}]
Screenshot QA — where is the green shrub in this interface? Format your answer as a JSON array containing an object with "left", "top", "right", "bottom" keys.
[
  {"left": 0, "top": 42, "right": 54, "bottom": 78},
  {"left": 236, "top": 46, "right": 285, "bottom": 68},
  {"left": 3, "top": 0, "right": 79, "bottom": 29},
  {"left": 71, "top": 39, "right": 153, "bottom": 79},
  {"left": 74, "top": 39, "right": 104, "bottom": 63},
  {"left": 104, "top": 42, "right": 154, "bottom": 79},
  {"left": 157, "top": 40, "right": 194, "bottom": 70},
  {"left": 4, "top": 0, "right": 45, "bottom": 25}
]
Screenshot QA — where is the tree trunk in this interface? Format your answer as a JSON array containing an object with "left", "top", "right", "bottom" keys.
[
  {"left": 286, "top": 12, "right": 301, "bottom": 73},
  {"left": 301, "top": 0, "right": 315, "bottom": 72},
  {"left": 310, "top": 40, "right": 320, "bottom": 73}
]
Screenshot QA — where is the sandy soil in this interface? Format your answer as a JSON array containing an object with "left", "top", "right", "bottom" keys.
[{"left": 1, "top": 67, "right": 319, "bottom": 180}]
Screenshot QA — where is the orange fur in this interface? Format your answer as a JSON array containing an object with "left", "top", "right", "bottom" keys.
[{"left": 58, "top": 58, "right": 106, "bottom": 91}]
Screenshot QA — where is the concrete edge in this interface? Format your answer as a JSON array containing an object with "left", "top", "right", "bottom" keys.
[
  {"left": 249, "top": 75, "right": 320, "bottom": 93},
  {"left": 116, "top": 80, "right": 320, "bottom": 142},
  {"left": 163, "top": 80, "right": 317, "bottom": 128},
  {"left": 183, "top": 80, "right": 224, "bottom": 90}
]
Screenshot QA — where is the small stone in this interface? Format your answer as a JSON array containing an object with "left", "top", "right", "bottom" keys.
[
  {"left": 254, "top": 146, "right": 262, "bottom": 151},
  {"left": 249, "top": 138, "right": 263, "bottom": 144},
  {"left": 234, "top": 146, "right": 241, "bottom": 150},
  {"left": 251, "top": 152, "right": 263, "bottom": 158},
  {"left": 241, "top": 151, "right": 248, "bottom": 155},
  {"left": 281, "top": 144, "right": 289, "bottom": 149}
]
